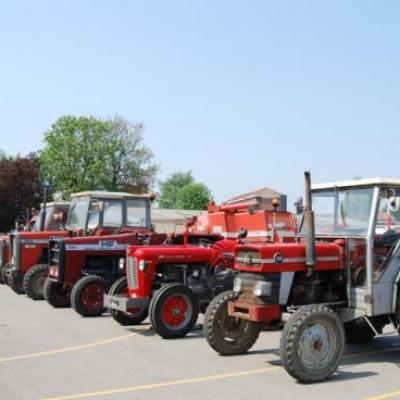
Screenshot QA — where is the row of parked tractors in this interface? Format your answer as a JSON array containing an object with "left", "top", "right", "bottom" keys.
[{"left": 1, "top": 172, "right": 400, "bottom": 383}]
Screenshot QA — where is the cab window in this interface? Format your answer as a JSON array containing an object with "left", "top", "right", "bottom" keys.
[
  {"left": 127, "top": 199, "right": 148, "bottom": 227},
  {"left": 103, "top": 201, "right": 123, "bottom": 227}
]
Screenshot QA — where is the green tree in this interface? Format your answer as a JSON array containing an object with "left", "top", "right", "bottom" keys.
[
  {"left": 39, "top": 115, "right": 158, "bottom": 196},
  {"left": 158, "top": 171, "right": 194, "bottom": 208},
  {"left": 175, "top": 182, "right": 212, "bottom": 210}
]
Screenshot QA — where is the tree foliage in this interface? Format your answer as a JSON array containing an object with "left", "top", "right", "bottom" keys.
[
  {"left": 158, "top": 171, "right": 195, "bottom": 208},
  {"left": 158, "top": 171, "right": 212, "bottom": 210},
  {"left": 39, "top": 115, "right": 158, "bottom": 196},
  {"left": 175, "top": 182, "right": 212, "bottom": 210},
  {"left": 0, "top": 154, "right": 42, "bottom": 232}
]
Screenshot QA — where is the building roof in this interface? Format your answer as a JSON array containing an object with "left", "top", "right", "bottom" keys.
[
  {"left": 71, "top": 191, "right": 150, "bottom": 200},
  {"left": 224, "top": 187, "right": 283, "bottom": 204},
  {"left": 312, "top": 177, "right": 400, "bottom": 191}
]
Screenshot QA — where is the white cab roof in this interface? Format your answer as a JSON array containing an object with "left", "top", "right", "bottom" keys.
[
  {"left": 313, "top": 178, "right": 400, "bottom": 191},
  {"left": 71, "top": 191, "right": 150, "bottom": 200}
]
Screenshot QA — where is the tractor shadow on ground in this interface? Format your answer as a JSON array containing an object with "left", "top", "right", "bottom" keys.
[
  {"left": 265, "top": 333, "right": 400, "bottom": 382},
  {"left": 124, "top": 323, "right": 206, "bottom": 339}
]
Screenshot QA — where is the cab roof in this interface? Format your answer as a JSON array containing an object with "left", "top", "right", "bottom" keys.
[
  {"left": 312, "top": 178, "right": 400, "bottom": 191},
  {"left": 71, "top": 191, "right": 151, "bottom": 200}
]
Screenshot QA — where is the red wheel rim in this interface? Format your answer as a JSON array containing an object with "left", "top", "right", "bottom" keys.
[
  {"left": 81, "top": 283, "right": 104, "bottom": 311},
  {"left": 161, "top": 294, "right": 191, "bottom": 329}
]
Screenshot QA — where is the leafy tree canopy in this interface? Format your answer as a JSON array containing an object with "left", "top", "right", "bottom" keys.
[
  {"left": 0, "top": 154, "right": 42, "bottom": 232},
  {"left": 158, "top": 171, "right": 212, "bottom": 210},
  {"left": 175, "top": 182, "right": 212, "bottom": 210},
  {"left": 39, "top": 115, "right": 158, "bottom": 197},
  {"left": 158, "top": 171, "right": 195, "bottom": 209}
]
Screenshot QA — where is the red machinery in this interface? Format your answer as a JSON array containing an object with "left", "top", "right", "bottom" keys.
[
  {"left": 204, "top": 172, "right": 400, "bottom": 383},
  {"left": 3, "top": 201, "right": 70, "bottom": 292},
  {"left": 105, "top": 203, "right": 298, "bottom": 339},
  {"left": 6, "top": 191, "right": 153, "bottom": 299}
]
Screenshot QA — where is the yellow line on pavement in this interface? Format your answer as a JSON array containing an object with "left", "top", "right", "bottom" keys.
[
  {"left": 0, "top": 332, "right": 138, "bottom": 363},
  {"left": 365, "top": 391, "right": 400, "bottom": 400},
  {"left": 42, "top": 366, "right": 281, "bottom": 400}
]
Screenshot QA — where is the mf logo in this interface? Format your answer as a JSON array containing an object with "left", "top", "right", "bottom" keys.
[{"left": 100, "top": 240, "right": 117, "bottom": 249}]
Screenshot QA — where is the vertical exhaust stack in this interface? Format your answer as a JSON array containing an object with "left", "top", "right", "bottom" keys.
[{"left": 304, "top": 171, "right": 316, "bottom": 275}]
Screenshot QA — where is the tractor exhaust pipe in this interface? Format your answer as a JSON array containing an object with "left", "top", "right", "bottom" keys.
[{"left": 304, "top": 171, "right": 316, "bottom": 276}]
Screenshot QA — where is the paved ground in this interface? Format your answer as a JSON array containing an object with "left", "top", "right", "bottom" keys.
[{"left": 1, "top": 284, "right": 400, "bottom": 400}]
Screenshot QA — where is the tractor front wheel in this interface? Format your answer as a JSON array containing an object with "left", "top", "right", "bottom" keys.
[
  {"left": 7, "top": 270, "right": 24, "bottom": 294},
  {"left": 23, "top": 264, "right": 49, "bottom": 300},
  {"left": 71, "top": 275, "right": 107, "bottom": 317},
  {"left": 204, "top": 290, "right": 261, "bottom": 355},
  {"left": 280, "top": 305, "right": 344, "bottom": 383},
  {"left": 43, "top": 278, "right": 71, "bottom": 308},
  {"left": 149, "top": 284, "right": 199, "bottom": 339},
  {"left": 0, "top": 263, "right": 12, "bottom": 284},
  {"left": 108, "top": 277, "right": 148, "bottom": 326}
]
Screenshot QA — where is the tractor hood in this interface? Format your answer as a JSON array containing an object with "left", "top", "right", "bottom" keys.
[{"left": 235, "top": 240, "right": 343, "bottom": 273}]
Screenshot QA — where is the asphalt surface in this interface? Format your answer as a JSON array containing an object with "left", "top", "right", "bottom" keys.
[{"left": 1, "top": 284, "right": 400, "bottom": 400}]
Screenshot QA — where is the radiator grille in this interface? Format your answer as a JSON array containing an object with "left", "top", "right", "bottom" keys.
[{"left": 127, "top": 256, "right": 138, "bottom": 288}]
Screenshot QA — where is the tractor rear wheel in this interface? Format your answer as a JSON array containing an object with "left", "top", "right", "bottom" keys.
[
  {"left": 7, "top": 270, "right": 24, "bottom": 294},
  {"left": 71, "top": 275, "right": 107, "bottom": 317},
  {"left": 204, "top": 290, "right": 261, "bottom": 355},
  {"left": 23, "top": 264, "right": 49, "bottom": 300},
  {"left": 43, "top": 278, "right": 71, "bottom": 308},
  {"left": 280, "top": 305, "right": 344, "bottom": 383},
  {"left": 0, "top": 262, "right": 12, "bottom": 284},
  {"left": 149, "top": 284, "right": 199, "bottom": 339},
  {"left": 108, "top": 277, "right": 148, "bottom": 326}
]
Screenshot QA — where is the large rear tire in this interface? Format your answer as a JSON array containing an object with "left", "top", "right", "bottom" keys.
[
  {"left": 43, "top": 278, "right": 71, "bottom": 308},
  {"left": 71, "top": 275, "right": 107, "bottom": 317},
  {"left": 23, "top": 264, "right": 49, "bottom": 300},
  {"left": 204, "top": 290, "right": 261, "bottom": 355},
  {"left": 280, "top": 305, "right": 344, "bottom": 383},
  {"left": 149, "top": 283, "right": 199, "bottom": 339},
  {"left": 108, "top": 277, "right": 148, "bottom": 326}
]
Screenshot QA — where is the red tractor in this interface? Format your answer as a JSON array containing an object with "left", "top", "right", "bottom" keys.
[
  {"left": 4, "top": 201, "right": 70, "bottom": 295},
  {"left": 105, "top": 206, "right": 297, "bottom": 339},
  {"left": 0, "top": 204, "right": 65, "bottom": 284},
  {"left": 204, "top": 172, "right": 400, "bottom": 383},
  {"left": 44, "top": 192, "right": 165, "bottom": 315}
]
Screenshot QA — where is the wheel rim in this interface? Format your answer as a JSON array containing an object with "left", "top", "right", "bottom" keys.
[
  {"left": 298, "top": 322, "right": 337, "bottom": 369},
  {"left": 33, "top": 272, "right": 47, "bottom": 294},
  {"left": 215, "top": 300, "right": 251, "bottom": 344},
  {"left": 161, "top": 294, "right": 192, "bottom": 330},
  {"left": 81, "top": 283, "right": 104, "bottom": 311}
]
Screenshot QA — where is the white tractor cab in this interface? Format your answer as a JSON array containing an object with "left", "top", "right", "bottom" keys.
[
  {"left": 282, "top": 177, "right": 400, "bottom": 382},
  {"left": 66, "top": 191, "right": 153, "bottom": 235}
]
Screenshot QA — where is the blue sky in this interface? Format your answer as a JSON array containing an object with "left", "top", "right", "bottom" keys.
[{"left": 0, "top": 1, "right": 399, "bottom": 207}]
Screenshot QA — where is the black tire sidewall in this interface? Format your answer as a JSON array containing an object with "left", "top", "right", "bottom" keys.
[{"left": 150, "top": 284, "right": 199, "bottom": 339}]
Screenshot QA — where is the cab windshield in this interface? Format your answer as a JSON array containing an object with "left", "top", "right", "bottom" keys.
[
  {"left": 66, "top": 198, "right": 89, "bottom": 230},
  {"left": 300, "top": 187, "right": 374, "bottom": 237}
]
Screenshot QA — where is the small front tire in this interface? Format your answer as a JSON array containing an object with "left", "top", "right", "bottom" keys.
[
  {"left": 43, "top": 278, "right": 71, "bottom": 308},
  {"left": 149, "top": 284, "right": 199, "bottom": 339},
  {"left": 204, "top": 290, "right": 261, "bottom": 355},
  {"left": 23, "top": 264, "right": 49, "bottom": 300},
  {"left": 108, "top": 277, "right": 148, "bottom": 326}
]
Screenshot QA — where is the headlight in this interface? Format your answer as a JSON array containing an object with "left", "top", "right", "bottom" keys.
[
  {"left": 253, "top": 281, "right": 272, "bottom": 297},
  {"left": 119, "top": 258, "right": 125, "bottom": 270},
  {"left": 233, "top": 277, "right": 243, "bottom": 293}
]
